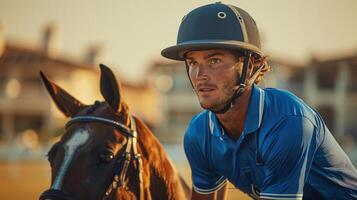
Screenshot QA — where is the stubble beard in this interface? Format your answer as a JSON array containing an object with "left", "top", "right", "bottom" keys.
[{"left": 197, "top": 78, "right": 237, "bottom": 112}]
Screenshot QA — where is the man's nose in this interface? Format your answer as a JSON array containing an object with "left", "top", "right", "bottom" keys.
[{"left": 195, "top": 64, "right": 209, "bottom": 80}]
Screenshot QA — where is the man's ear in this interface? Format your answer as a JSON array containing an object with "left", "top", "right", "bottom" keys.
[
  {"left": 40, "top": 71, "right": 86, "bottom": 117},
  {"left": 99, "top": 64, "right": 122, "bottom": 112}
]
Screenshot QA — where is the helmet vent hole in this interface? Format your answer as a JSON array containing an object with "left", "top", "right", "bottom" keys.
[
  {"left": 238, "top": 16, "right": 243, "bottom": 21},
  {"left": 217, "top": 12, "right": 227, "bottom": 19}
]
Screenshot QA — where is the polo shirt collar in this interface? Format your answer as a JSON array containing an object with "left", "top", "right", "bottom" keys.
[
  {"left": 208, "top": 84, "right": 265, "bottom": 137},
  {"left": 242, "top": 84, "right": 265, "bottom": 134}
]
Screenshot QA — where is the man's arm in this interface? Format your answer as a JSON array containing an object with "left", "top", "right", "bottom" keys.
[
  {"left": 184, "top": 119, "right": 229, "bottom": 200},
  {"left": 191, "top": 182, "right": 228, "bottom": 200}
]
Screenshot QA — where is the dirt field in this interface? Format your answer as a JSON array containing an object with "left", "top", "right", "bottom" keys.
[
  {"left": 0, "top": 161, "right": 50, "bottom": 200},
  {"left": 0, "top": 161, "right": 251, "bottom": 200}
]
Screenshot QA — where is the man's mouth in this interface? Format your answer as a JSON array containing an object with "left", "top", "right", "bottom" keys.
[
  {"left": 197, "top": 86, "right": 216, "bottom": 93},
  {"left": 198, "top": 88, "right": 214, "bottom": 92},
  {"left": 196, "top": 83, "right": 217, "bottom": 94}
]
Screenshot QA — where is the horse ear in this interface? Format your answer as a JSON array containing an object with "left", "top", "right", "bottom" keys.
[
  {"left": 99, "top": 64, "right": 122, "bottom": 112},
  {"left": 40, "top": 71, "right": 86, "bottom": 117}
]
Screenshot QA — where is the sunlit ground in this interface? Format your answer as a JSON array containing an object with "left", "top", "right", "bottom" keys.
[
  {"left": 0, "top": 161, "right": 50, "bottom": 200},
  {"left": 0, "top": 144, "right": 251, "bottom": 200}
]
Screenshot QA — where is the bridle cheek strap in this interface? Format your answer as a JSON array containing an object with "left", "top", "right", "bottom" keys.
[
  {"left": 102, "top": 116, "right": 144, "bottom": 200},
  {"left": 65, "top": 115, "right": 144, "bottom": 200}
]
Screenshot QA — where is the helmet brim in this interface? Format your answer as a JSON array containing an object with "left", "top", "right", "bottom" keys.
[{"left": 161, "top": 40, "right": 264, "bottom": 61}]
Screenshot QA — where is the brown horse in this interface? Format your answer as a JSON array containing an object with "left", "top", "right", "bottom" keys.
[{"left": 38, "top": 64, "right": 190, "bottom": 200}]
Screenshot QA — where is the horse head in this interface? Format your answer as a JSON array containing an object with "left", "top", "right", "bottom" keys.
[{"left": 38, "top": 64, "right": 189, "bottom": 200}]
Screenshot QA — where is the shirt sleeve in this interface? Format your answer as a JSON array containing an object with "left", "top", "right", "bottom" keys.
[
  {"left": 260, "top": 116, "right": 317, "bottom": 200},
  {"left": 183, "top": 122, "right": 227, "bottom": 194}
]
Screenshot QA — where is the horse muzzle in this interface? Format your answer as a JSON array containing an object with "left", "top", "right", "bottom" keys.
[{"left": 39, "top": 189, "right": 75, "bottom": 200}]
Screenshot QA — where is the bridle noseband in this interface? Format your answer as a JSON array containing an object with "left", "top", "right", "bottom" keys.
[
  {"left": 67, "top": 115, "right": 144, "bottom": 200},
  {"left": 39, "top": 114, "right": 144, "bottom": 200}
]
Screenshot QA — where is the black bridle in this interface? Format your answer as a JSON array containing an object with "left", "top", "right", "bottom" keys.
[{"left": 39, "top": 115, "right": 144, "bottom": 200}]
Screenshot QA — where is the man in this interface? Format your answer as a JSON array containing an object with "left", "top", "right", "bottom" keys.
[{"left": 161, "top": 2, "right": 357, "bottom": 200}]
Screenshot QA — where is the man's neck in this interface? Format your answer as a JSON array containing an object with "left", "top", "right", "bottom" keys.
[{"left": 216, "top": 86, "right": 253, "bottom": 141}]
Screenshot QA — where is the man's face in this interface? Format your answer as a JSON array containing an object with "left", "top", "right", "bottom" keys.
[{"left": 185, "top": 49, "right": 243, "bottom": 111}]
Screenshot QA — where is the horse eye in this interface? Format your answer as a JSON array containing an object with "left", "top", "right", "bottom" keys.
[{"left": 99, "top": 151, "right": 115, "bottom": 163}]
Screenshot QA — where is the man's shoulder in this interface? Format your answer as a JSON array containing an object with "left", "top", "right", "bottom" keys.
[
  {"left": 185, "top": 110, "right": 209, "bottom": 136},
  {"left": 264, "top": 87, "right": 304, "bottom": 105},
  {"left": 258, "top": 87, "right": 321, "bottom": 142},
  {"left": 263, "top": 87, "right": 316, "bottom": 122},
  {"left": 184, "top": 110, "right": 210, "bottom": 148},
  {"left": 190, "top": 110, "right": 209, "bottom": 126}
]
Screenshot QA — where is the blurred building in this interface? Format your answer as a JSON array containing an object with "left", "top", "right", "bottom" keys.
[
  {"left": 0, "top": 24, "right": 158, "bottom": 159},
  {"left": 147, "top": 60, "right": 202, "bottom": 143},
  {"left": 121, "top": 80, "right": 160, "bottom": 129},
  {"left": 148, "top": 54, "right": 357, "bottom": 164}
]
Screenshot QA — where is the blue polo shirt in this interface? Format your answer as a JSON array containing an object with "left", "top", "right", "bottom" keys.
[{"left": 184, "top": 84, "right": 357, "bottom": 200}]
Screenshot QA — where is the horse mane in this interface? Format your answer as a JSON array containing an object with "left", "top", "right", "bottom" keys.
[{"left": 133, "top": 116, "right": 187, "bottom": 199}]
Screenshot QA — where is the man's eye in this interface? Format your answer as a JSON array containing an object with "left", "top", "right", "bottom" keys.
[
  {"left": 209, "top": 58, "right": 221, "bottom": 65},
  {"left": 187, "top": 61, "right": 198, "bottom": 67}
]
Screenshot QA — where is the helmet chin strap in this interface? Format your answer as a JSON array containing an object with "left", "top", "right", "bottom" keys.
[
  {"left": 185, "top": 51, "right": 265, "bottom": 114},
  {"left": 213, "top": 51, "right": 251, "bottom": 114}
]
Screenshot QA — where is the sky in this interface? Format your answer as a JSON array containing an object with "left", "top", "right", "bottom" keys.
[{"left": 1, "top": 0, "right": 357, "bottom": 82}]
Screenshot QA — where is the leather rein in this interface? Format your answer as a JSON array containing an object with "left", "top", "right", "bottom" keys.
[{"left": 65, "top": 115, "right": 144, "bottom": 200}]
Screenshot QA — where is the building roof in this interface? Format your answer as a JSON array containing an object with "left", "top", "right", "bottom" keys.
[
  {"left": 310, "top": 49, "right": 357, "bottom": 67},
  {"left": 0, "top": 42, "right": 97, "bottom": 71}
]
